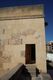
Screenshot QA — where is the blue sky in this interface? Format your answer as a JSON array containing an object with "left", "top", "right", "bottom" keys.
[{"left": 0, "top": 0, "right": 53, "bottom": 42}]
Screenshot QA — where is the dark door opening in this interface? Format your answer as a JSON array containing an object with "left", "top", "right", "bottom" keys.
[{"left": 25, "top": 44, "right": 35, "bottom": 64}]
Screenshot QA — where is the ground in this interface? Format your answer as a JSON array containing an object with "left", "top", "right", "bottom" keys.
[{"left": 47, "top": 60, "right": 53, "bottom": 79}]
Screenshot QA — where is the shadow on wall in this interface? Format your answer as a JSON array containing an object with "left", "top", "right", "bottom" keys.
[
  {"left": 36, "top": 68, "right": 40, "bottom": 77},
  {"left": 9, "top": 65, "right": 31, "bottom": 80},
  {"left": 9, "top": 65, "right": 40, "bottom": 80}
]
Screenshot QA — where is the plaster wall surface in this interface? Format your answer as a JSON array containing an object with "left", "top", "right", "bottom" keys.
[{"left": 0, "top": 18, "right": 46, "bottom": 73}]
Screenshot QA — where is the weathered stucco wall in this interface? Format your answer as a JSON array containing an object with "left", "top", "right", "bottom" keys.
[{"left": 0, "top": 18, "right": 46, "bottom": 72}]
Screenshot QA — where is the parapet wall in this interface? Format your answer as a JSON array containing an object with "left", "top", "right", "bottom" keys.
[{"left": 0, "top": 4, "right": 44, "bottom": 20}]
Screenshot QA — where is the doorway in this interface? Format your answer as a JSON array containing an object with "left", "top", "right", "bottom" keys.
[{"left": 25, "top": 44, "right": 35, "bottom": 64}]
